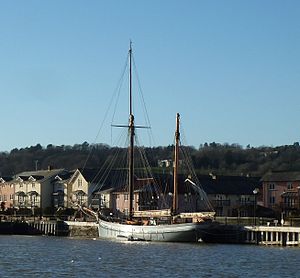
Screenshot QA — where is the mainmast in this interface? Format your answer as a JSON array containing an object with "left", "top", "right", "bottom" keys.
[
  {"left": 128, "top": 42, "right": 134, "bottom": 220},
  {"left": 172, "top": 113, "right": 180, "bottom": 214}
]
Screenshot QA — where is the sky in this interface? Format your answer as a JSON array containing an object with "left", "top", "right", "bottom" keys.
[{"left": 0, "top": 0, "right": 300, "bottom": 151}]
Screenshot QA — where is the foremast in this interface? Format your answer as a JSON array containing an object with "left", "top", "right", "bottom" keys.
[{"left": 172, "top": 113, "right": 180, "bottom": 214}]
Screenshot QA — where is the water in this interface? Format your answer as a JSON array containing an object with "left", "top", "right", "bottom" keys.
[{"left": 0, "top": 236, "right": 299, "bottom": 278}]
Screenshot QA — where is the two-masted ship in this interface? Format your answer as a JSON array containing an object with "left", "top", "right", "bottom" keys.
[{"left": 97, "top": 44, "right": 214, "bottom": 242}]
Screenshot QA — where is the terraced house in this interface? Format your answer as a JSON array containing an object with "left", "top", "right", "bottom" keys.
[
  {"left": 68, "top": 168, "right": 103, "bottom": 209},
  {"left": 53, "top": 171, "right": 74, "bottom": 208},
  {"left": 199, "top": 174, "right": 262, "bottom": 217},
  {"left": 13, "top": 168, "right": 66, "bottom": 210},
  {"left": 0, "top": 176, "right": 14, "bottom": 209}
]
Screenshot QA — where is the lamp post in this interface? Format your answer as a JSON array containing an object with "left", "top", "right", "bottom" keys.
[{"left": 253, "top": 188, "right": 259, "bottom": 226}]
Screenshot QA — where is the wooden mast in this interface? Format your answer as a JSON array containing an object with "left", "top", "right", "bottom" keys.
[
  {"left": 173, "top": 113, "right": 180, "bottom": 214},
  {"left": 128, "top": 42, "right": 134, "bottom": 220}
]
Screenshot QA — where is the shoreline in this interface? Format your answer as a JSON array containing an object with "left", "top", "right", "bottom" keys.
[{"left": 1, "top": 220, "right": 300, "bottom": 247}]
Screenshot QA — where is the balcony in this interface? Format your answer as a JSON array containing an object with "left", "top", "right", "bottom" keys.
[
  {"left": 212, "top": 200, "right": 231, "bottom": 207},
  {"left": 280, "top": 202, "right": 299, "bottom": 210},
  {"left": 238, "top": 200, "right": 255, "bottom": 206}
]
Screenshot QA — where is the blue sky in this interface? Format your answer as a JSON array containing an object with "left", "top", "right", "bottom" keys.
[{"left": 0, "top": 1, "right": 299, "bottom": 151}]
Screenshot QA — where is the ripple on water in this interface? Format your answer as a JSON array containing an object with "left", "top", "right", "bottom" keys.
[{"left": 0, "top": 236, "right": 299, "bottom": 277}]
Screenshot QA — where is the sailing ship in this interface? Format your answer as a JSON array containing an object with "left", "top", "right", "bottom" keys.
[{"left": 97, "top": 44, "right": 214, "bottom": 242}]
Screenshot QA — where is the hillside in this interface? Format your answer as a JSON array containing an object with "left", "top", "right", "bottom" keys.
[{"left": 1, "top": 142, "right": 300, "bottom": 176}]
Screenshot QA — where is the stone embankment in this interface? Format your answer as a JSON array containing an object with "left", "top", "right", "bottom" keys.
[
  {"left": 0, "top": 220, "right": 98, "bottom": 237},
  {"left": 64, "top": 221, "right": 98, "bottom": 237}
]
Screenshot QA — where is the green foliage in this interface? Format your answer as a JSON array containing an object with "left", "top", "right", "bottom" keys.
[{"left": 1, "top": 142, "right": 300, "bottom": 177}]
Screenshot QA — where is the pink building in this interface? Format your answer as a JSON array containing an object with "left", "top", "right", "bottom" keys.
[
  {"left": 262, "top": 171, "right": 300, "bottom": 216},
  {"left": 0, "top": 176, "right": 14, "bottom": 209}
]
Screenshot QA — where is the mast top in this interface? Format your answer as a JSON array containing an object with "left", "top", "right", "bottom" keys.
[{"left": 129, "top": 41, "right": 133, "bottom": 117}]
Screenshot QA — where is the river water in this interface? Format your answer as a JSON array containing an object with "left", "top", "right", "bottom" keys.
[{"left": 0, "top": 235, "right": 299, "bottom": 277}]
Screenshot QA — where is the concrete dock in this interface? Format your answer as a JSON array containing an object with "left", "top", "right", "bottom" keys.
[{"left": 244, "top": 225, "right": 300, "bottom": 246}]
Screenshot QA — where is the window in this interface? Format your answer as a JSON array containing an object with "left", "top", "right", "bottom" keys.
[
  {"left": 78, "top": 179, "right": 82, "bottom": 188},
  {"left": 31, "top": 195, "right": 36, "bottom": 204},
  {"left": 32, "top": 182, "right": 35, "bottom": 189},
  {"left": 124, "top": 208, "right": 129, "bottom": 216},
  {"left": 269, "top": 183, "right": 275, "bottom": 190},
  {"left": 116, "top": 194, "right": 120, "bottom": 199},
  {"left": 287, "top": 183, "right": 293, "bottom": 190},
  {"left": 269, "top": 196, "right": 275, "bottom": 204},
  {"left": 18, "top": 196, "right": 24, "bottom": 203},
  {"left": 124, "top": 194, "right": 129, "bottom": 201},
  {"left": 240, "top": 210, "right": 247, "bottom": 217}
]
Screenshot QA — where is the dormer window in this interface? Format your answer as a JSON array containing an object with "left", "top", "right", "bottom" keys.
[
  {"left": 78, "top": 179, "right": 82, "bottom": 188},
  {"left": 28, "top": 176, "right": 36, "bottom": 182},
  {"left": 55, "top": 175, "right": 62, "bottom": 181}
]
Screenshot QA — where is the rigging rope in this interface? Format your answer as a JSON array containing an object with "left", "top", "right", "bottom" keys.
[
  {"left": 81, "top": 52, "right": 129, "bottom": 171},
  {"left": 132, "top": 55, "right": 156, "bottom": 147}
]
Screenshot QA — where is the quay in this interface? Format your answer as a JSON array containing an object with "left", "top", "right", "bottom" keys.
[
  {"left": 0, "top": 220, "right": 98, "bottom": 238},
  {"left": 27, "top": 220, "right": 98, "bottom": 237},
  {"left": 1, "top": 218, "right": 300, "bottom": 247},
  {"left": 244, "top": 225, "right": 300, "bottom": 246}
]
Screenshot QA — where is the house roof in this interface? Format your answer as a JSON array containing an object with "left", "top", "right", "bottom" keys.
[
  {"left": 55, "top": 171, "right": 75, "bottom": 182},
  {"left": 76, "top": 168, "right": 129, "bottom": 191},
  {"left": 98, "top": 173, "right": 261, "bottom": 196},
  {"left": 262, "top": 171, "right": 300, "bottom": 182},
  {"left": 76, "top": 168, "right": 105, "bottom": 183},
  {"left": 18, "top": 175, "right": 44, "bottom": 181},
  {"left": 0, "top": 176, "right": 13, "bottom": 183},
  {"left": 15, "top": 169, "right": 66, "bottom": 183},
  {"left": 197, "top": 175, "right": 261, "bottom": 195},
  {"left": 157, "top": 174, "right": 261, "bottom": 195}
]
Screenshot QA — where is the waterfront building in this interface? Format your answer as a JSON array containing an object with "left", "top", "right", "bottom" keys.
[
  {"left": 92, "top": 173, "right": 203, "bottom": 217},
  {"left": 0, "top": 176, "right": 14, "bottom": 209},
  {"left": 52, "top": 171, "right": 75, "bottom": 208},
  {"left": 199, "top": 175, "right": 262, "bottom": 217},
  {"left": 93, "top": 173, "right": 261, "bottom": 218},
  {"left": 262, "top": 171, "right": 300, "bottom": 217},
  {"left": 13, "top": 168, "right": 66, "bottom": 211},
  {"left": 68, "top": 168, "right": 103, "bottom": 209}
]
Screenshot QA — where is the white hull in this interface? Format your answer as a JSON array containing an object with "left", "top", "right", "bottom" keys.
[{"left": 98, "top": 219, "right": 211, "bottom": 242}]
